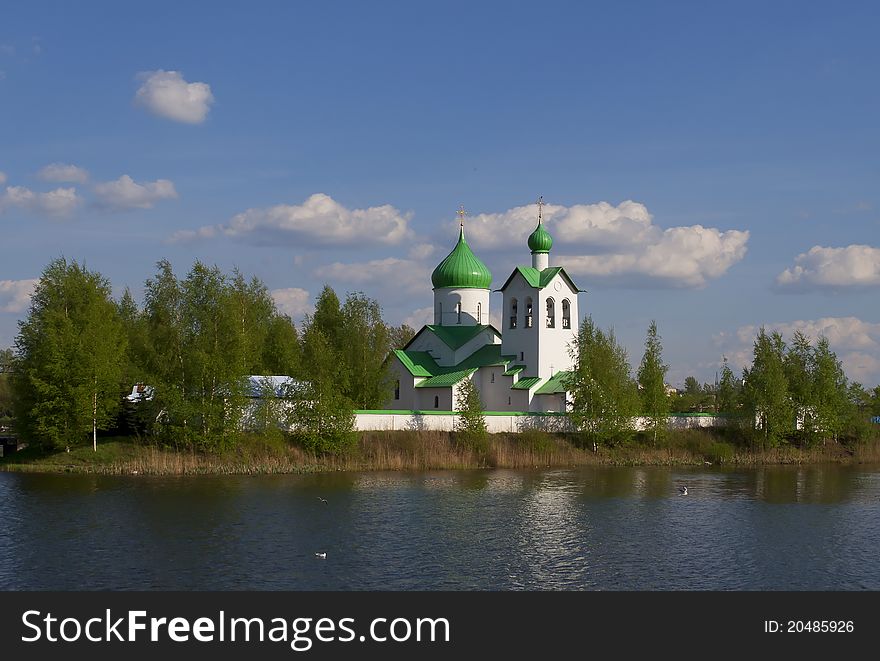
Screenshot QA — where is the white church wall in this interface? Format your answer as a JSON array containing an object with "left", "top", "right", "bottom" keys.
[
  {"left": 500, "top": 274, "right": 539, "bottom": 377},
  {"left": 535, "top": 272, "right": 578, "bottom": 381},
  {"left": 451, "top": 327, "right": 501, "bottom": 365},
  {"left": 385, "top": 359, "right": 420, "bottom": 409},
  {"left": 407, "top": 332, "right": 455, "bottom": 365},
  {"left": 415, "top": 387, "right": 454, "bottom": 411},
  {"left": 433, "top": 288, "right": 490, "bottom": 326}
]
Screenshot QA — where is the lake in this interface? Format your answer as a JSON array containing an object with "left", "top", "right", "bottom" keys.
[{"left": 2, "top": 465, "right": 879, "bottom": 590}]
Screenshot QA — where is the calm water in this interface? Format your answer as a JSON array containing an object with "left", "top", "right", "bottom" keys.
[{"left": 1, "top": 465, "right": 879, "bottom": 590}]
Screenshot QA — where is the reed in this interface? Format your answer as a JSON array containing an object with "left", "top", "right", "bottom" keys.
[{"left": 2, "top": 430, "right": 879, "bottom": 475}]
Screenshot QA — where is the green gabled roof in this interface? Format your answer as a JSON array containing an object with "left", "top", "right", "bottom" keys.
[
  {"left": 456, "top": 344, "right": 514, "bottom": 370},
  {"left": 511, "top": 376, "right": 542, "bottom": 390},
  {"left": 392, "top": 350, "right": 437, "bottom": 377},
  {"left": 535, "top": 370, "right": 574, "bottom": 394},
  {"left": 495, "top": 266, "right": 584, "bottom": 293},
  {"left": 392, "top": 343, "right": 511, "bottom": 382},
  {"left": 503, "top": 365, "right": 524, "bottom": 376},
  {"left": 431, "top": 226, "right": 492, "bottom": 289},
  {"left": 406, "top": 324, "right": 500, "bottom": 352},
  {"left": 416, "top": 368, "right": 477, "bottom": 388}
]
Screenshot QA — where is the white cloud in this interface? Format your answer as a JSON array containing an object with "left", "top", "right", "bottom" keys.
[
  {"left": 313, "top": 257, "right": 427, "bottom": 295},
  {"left": 461, "top": 199, "right": 749, "bottom": 288},
  {"left": 171, "top": 193, "right": 413, "bottom": 247},
  {"left": 134, "top": 70, "right": 214, "bottom": 124},
  {"left": 776, "top": 245, "right": 880, "bottom": 291},
  {"left": 1, "top": 185, "right": 80, "bottom": 216},
  {"left": 166, "top": 226, "right": 217, "bottom": 243},
  {"left": 271, "top": 288, "right": 311, "bottom": 321},
  {"left": 715, "top": 316, "right": 880, "bottom": 386},
  {"left": 403, "top": 306, "right": 433, "bottom": 329},
  {"left": 93, "top": 175, "right": 178, "bottom": 210},
  {"left": 38, "top": 162, "right": 89, "bottom": 184},
  {"left": 408, "top": 243, "right": 435, "bottom": 260},
  {"left": 0, "top": 278, "right": 38, "bottom": 313},
  {"left": 0, "top": 172, "right": 6, "bottom": 185}
]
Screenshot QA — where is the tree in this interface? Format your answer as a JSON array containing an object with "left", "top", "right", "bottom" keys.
[
  {"left": 785, "top": 331, "right": 815, "bottom": 442},
  {"left": 340, "top": 292, "right": 393, "bottom": 409},
  {"left": 810, "top": 336, "right": 848, "bottom": 443},
  {"left": 290, "top": 326, "right": 355, "bottom": 454},
  {"left": 0, "top": 348, "right": 14, "bottom": 373},
  {"left": 262, "top": 314, "right": 301, "bottom": 377},
  {"left": 716, "top": 357, "right": 740, "bottom": 415},
  {"left": 637, "top": 321, "right": 669, "bottom": 445},
  {"left": 454, "top": 375, "right": 488, "bottom": 451},
  {"left": 12, "top": 258, "right": 126, "bottom": 451},
  {"left": 742, "top": 328, "right": 792, "bottom": 448},
  {"left": 568, "top": 316, "right": 639, "bottom": 447},
  {"left": 388, "top": 323, "right": 416, "bottom": 350}
]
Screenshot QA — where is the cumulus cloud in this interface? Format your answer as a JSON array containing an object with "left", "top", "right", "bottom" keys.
[
  {"left": 271, "top": 287, "right": 311, "bottom": 321},
  {"left": 93, "top": 175, "right": 178, "bottom": 210},
  {"left": 461, "top": 199, "right": 749, "bottom": 288},
  {"left": 134, "top": 70, "right": 214, "bottom": 124},
  {"left": 170, "top": 193, "right": 413, "bottom": 247},
  {"left": 1, "top": 185, "right": 80, "bottom": 216},
  {"left": 408, "top": 243, "right": 435, "bottom": 260},
  {"left": 776, "top": 245, "right": 880, "bottom": 291},
  {"left": 314, "top": 257, "right": 428, "bottom": 295},
  {"left": 403, "top": 306, "right": 433, "bottom": 329},
  {"left": 715, "top": 316, "right": 880, "bottom": 386},
  {"left": 38, "top": 162, "right": 89, "bottom": 183},
  {"left": 0, "top": 278, "right": 38, "bottom": 313}
]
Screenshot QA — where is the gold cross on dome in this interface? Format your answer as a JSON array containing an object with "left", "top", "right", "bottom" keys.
[
  {"left": 536, "top": 195, "right": 544, "bottom": 223},
  {"left": 457, "top": 205, "right": 467, "bottom": 227}
]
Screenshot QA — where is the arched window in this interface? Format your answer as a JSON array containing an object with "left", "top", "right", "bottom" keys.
[
  {"left": 456, "top": 301, "right": 462, "bottom": 324},
  {"left": 477, "top": 302, "right": 481, "bottom": 324},
  {"left": 434, "top": 395, "right": 439, "bottom": 409},
  {"left": 546, "top": 297, "right": 555, "bottom": 328},
  {"left": 562, "top": 299, "right": 571, "bottom": 329},
  {"left": 436, "top": 301, "right": 442, "bottom": 324},
  {"left": 508, "top": 396, "right": 511, "bottom": 405},
  {"left": 394, "top": 379, "right": 400, "bottom": 400},
  {"left": 491, "top": 372, "right": 495, "bottom": 383},
  {"left": 509, "top": 298, "right": 518, "bottom": 329},
  {"left": 525, "top": 297, "right": 533, "bottom": 328}
]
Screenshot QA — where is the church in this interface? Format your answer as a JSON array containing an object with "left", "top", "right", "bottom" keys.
[{"left": 386, "top": 202, "right": 583, "bottom": 413}]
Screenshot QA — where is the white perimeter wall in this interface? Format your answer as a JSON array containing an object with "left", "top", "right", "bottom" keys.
[{"left": 355, "top": 413, "right": 725, "bottom": 433}]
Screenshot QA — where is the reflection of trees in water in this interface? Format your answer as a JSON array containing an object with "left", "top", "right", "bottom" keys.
[{"left": 752, "top": 465, "right": 858, "bottom": 504}]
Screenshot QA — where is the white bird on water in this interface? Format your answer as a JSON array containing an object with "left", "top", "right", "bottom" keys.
[
  {"left": 317, "top": 497, "right": 328, "bottom": 503},
  {"left": 678, "top": 486, "right": 688, "bottom": 495},
  {"left": 315, "top": 552, "right": 327, "bottom": 559}
]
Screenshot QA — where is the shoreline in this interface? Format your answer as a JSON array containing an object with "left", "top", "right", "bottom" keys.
[{"left": 2, "top": 430, "right": 879, "bottom": 476}]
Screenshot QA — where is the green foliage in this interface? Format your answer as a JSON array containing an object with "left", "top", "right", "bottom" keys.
[
  {"left": 716, "top": 357, "right": 741, "bottom": 415},
  {"left": 137, "top": 260, "right": 300, "bottom": 451},
  {"left": 454, "top": 376, "right": 488, "bottom": 452},
  {"left": 339, "top": 292, "right": 393, "bottom": 409},
  {"left": 637, "top": 320, "right": 669, "bottom": 445},
  {"left": 568, "top": 316, "right": 639, "bottom": 447},
  {"left": 12, "top": 258, "right": 126, "bottom": 450},
  {"left": 0, "top": 348, "right": 14, "bottom": 373},
  {"left": 388, "top": 323, "right": 416, "bottom": 350},
  {"left": 810, "top": 336, "right": 848, "bottom": 443},
  {"left": 742, "top": 328, "right": 792, "bottom": 448},
  {"left": 289, "top": 326, "right": 356, "bottom": 454}
]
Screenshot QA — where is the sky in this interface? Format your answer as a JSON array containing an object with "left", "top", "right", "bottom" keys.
[{"left": 1, "top": 0, "right": 879, "bottom": 387}]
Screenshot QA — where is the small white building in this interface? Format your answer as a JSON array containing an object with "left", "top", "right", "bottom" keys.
[{"left": 385, "top": 203, "right": 583, "bottom": 413}]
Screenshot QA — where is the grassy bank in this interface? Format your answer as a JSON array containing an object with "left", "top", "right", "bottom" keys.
[{"left": 2, "top": 429, "right": 880, "bottom": 475}]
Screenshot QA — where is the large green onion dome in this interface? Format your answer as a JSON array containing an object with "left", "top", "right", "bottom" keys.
[
  {"left": 527, "top": 219, "right": 553, "bottom": 253},
  {"left": 431, "top": 226, "right": 492, "bottom": 289}
]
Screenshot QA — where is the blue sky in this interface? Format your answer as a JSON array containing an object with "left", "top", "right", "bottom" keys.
[{"left": 2, "top": 0, "right": 879, "bottom": 386}]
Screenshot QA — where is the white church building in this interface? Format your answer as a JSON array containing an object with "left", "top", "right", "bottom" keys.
[{"left": 385, "top": 204, "right": 583, "bottom": 413}]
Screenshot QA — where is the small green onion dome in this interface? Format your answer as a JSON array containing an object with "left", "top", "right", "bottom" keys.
[
  {"left": 431, "top": 227, "right": 492, "bottom": 289},
  {"left": 527, "top": 220, "right": 553, "bottom": 253}
]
